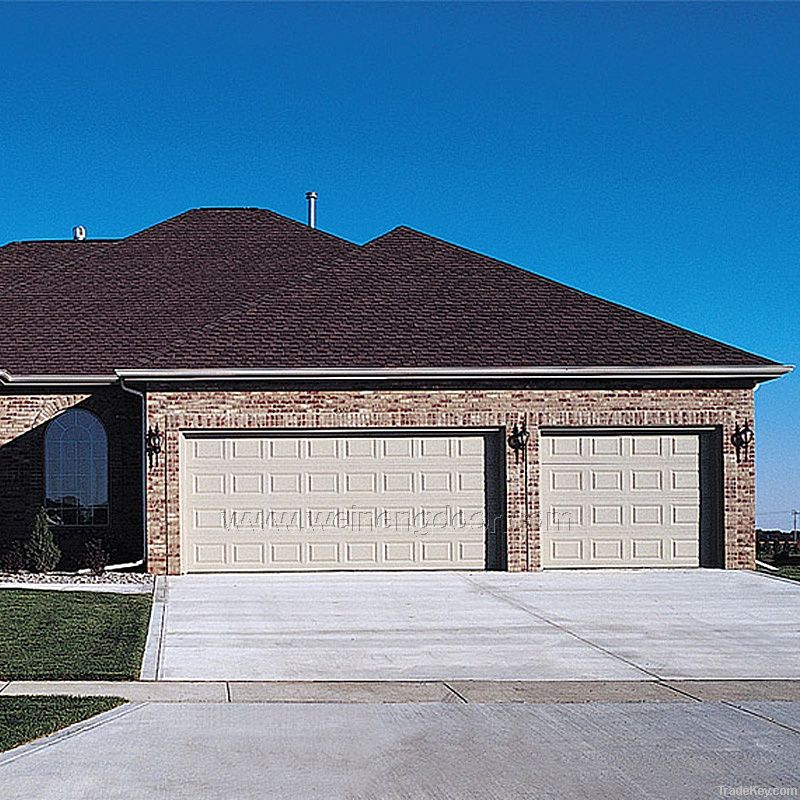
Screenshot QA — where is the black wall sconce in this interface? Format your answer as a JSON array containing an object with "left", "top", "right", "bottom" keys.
[
  {"left": 507, "top": 420, "right": 532, "bottom": 571},
  {"left": 507, "top": 421, "right": 530, "bottom": 464},
  {"left": 730, "top": 421, "right": 753, "bottom": 463},
  {"left": 146, "top": 424, "right": 163, "bottom": 469}
]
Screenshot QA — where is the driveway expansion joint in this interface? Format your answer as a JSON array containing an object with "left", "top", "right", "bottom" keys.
[
  {"left": 654, "top": 682, "right": 704, "bottom": 703},
  {"left": 720, "top": 702, "right": 800, "bottom": 737},
  {"left": 458, "top": 573, "right": 660, "bottom": 681},
  {"left": 442, "top": 682, "right": 469, "bottom": 703}
]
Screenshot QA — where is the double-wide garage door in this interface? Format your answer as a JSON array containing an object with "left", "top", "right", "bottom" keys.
[
  {"left": 540, "top": 432, "right": 701, "bottom": 568},
  {"left": 181, "top": 432, "right": 490, "bottom": 572}
]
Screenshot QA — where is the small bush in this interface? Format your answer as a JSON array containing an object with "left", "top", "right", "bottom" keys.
[
  {"left": 0, "top": 541, "right": 26, "bottom": 573},
  {"left": 25, "top": 508, "right": 61, "bottom": 573},
  {"left": 84, "top": 538, "right": 109, "bottom": 575}
]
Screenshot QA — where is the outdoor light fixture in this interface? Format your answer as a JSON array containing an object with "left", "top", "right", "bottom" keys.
[
  {"left": 507, "top": 419, "right": 532, "bottom": 571},
  {"left": 730, "top": 421, "right": 753, "bottom": 463},
  {"left": 507, "top": 421, "right": 530, "bottom": 464},
  {"left": 146, "top": 424, "right": 163, "bottom": 469}
]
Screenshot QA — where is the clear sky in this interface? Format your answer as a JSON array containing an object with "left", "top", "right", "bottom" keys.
[{"left": 1, "top": 2, "right": 797, "bottom": 527}]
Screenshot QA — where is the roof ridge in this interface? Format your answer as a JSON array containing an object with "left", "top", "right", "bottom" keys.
[
  {"left": 361, "top": 225, "right": 410, "bottom": 248},
  {"left": 126, "top": 206, "right": 359, "bottom": 250}
]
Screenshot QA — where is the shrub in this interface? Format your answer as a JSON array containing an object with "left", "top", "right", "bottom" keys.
[
  {"left": 0, "top": 541, "right": 26, "bottom": 573},
  {"left": 25, "top": 508, "right": 61, "bottom": 573},
  {"left": 84, "top": 538, "right": 109, "bottom": 575}
]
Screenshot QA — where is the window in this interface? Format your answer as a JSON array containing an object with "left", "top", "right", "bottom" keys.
[{"left": 45, "top": 409, "right": 109, "bottom": 526}]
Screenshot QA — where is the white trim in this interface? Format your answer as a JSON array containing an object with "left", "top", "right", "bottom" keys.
[
  {"left": 0, "top": 363, "right": 791, "bottom": 387},
  {"left": 540, "top": 425, "right": 717, "bottom": 435},
  {"left": 182, "top": 426, "right": 502, "bottom": 436},
  {"left": 0, "top": 371, "right": 116, "bottom": 386},
  {"left": 114, "top": 365, "right": 792, "bottom": 382}
]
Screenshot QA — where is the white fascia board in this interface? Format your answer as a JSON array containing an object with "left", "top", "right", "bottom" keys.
[
  {"left": 0, "top": 364, "right": 791, "bottom": 386},
  {"left": 114, "top": 364, "right": 794, "bottom": 382},
  {"left": 0, "top": 372, "right": 117, "bottom": 387}
]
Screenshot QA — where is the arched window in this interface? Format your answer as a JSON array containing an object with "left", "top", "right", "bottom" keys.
[{"left": 44, "top": 409, "right": 109, "bottom": 527}]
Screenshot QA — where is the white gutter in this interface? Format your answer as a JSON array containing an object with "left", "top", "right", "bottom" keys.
[
  {"left": 114, "top": 364, "right": 793, "bottom": 382},
  {"left": 0, "top": 371, "right": 116, "bottom": 386},
  {"left": 0, "top": 364, "right": 792, "bottom": 386}
]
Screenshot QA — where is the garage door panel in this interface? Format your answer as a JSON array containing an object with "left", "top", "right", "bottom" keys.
[
  {"left": 271, "top": 542, "right": 303, "bottom": 564},
  {"left": 383, "top": 541, "right": 415, "bottom": 564},
  {"left": 588, "top": 436, "right": 621, "bottom": 457},
  {"left": 192, "top": 439, "right": 225, "bottom": 460},
  {"left": 231, "top": 439, "right": 263, "bottom": 459},
  {"left": 632, "top": 538, "right": 663, "bottom": 560},
  {"left": 182, "top": 432, "right": 489, "bottom": 572},
  {"left": 345, "top": 472, "right": 378, "bottom": 493},
  {"left": 541, "top": 432, "right": 700, "bottom": 568},
  {"left": 231, "top": 542, "right": 265, "bottom": 565},
  {"left": 672, "top": 539, "right": 699, "bottom": 559},
  {"left": 192, "top": 473, "right": 226, "bottom": 494},
  {"left": 591, "top": 539, "right": 624, "bottom": 561},
  {"left": 193, "top": 542, "right": 226, "bottom": 566},
  {"left": 631, "top": 505, "right": 663, "bottom": 525},
  {"left": 630, "top": 435, "right": 663, "bottom": 456}
]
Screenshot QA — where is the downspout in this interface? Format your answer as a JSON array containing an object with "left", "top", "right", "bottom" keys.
[{"left": 119, "top": 376, "right": 148, "bottom": 573}]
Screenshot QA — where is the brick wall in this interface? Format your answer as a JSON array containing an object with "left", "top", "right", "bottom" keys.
[
  {"left": 145, "top": 384, "right": 755, "bottom": 575},
  {"left": 0, "top": 387, "right": 143, "bottom": 567}
]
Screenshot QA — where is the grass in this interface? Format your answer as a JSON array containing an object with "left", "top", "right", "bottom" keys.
[
  {"left": 0, "top": 590, "right": 152, "bottom": 680},
  {"left": 759, "top": 565, "right": 800, "bottom": 583},
  {"left": 0, "top": 695, "right": 125, "bottom": 752}
]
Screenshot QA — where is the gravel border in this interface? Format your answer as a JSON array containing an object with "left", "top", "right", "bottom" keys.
[{"left": 0, "top": 572, "right": 154, "bottom": 587}]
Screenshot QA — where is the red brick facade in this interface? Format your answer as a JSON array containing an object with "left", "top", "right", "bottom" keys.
[
  {"left": 0, "top": 387, "right": 143, "bottom": 567},
  {"left": 0, "top": 383, "right": 756, "bottom": 574},
  {"left": 144, "top": 383, "right": 756, "bottom": 575}
]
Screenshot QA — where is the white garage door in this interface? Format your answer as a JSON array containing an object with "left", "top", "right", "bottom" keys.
[
  {"left": 181, "top": 432, "right": 488, "bottom": 572},
  {"left": 540, "top": 432, "right": 700, "bottom": 568}
]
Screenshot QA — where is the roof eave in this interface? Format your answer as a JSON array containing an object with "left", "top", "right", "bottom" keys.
[
  {"left": 113, "top": 364, "right": 794, "bottom": 383},
  {"left": 0, "top": 371, "right": 117, "bottom": 387},
  {"left": 0, "top": 364, "right": 790, "bottom": 388}
]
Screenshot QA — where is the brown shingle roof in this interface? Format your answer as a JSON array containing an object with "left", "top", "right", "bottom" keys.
[{"left": 0, "top": 207, "right": 778, "bottom": 377}]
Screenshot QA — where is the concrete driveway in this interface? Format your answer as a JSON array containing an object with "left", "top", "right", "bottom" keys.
[
  {"left": 150, "top": 569, "right": 800, "bottom": 681},
  {"left": 2, "top": 700, "right": 800, "bottom": 799}
]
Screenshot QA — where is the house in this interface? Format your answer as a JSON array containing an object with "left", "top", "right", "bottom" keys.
[{"left": 0, "top": 205, "right": 790, "bottom": 574}]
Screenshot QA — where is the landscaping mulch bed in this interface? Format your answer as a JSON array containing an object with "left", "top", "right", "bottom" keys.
[{"left": 0, "top": 571, "right": 153, "bottom": 587}]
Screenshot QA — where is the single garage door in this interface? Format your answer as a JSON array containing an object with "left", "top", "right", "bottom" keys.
[
  {"left": 540, "top": 431, "right": 700, "bottom": 568},
  {"left": 181, "top": 431, "right": 492, "bottom": 572}
]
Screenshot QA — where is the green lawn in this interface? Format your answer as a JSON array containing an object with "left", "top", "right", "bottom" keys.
[
  {"left": 0, "top": 590, "right": 152, "bottom": 680},
  {"left": 0, "top": 695, "right": 125, "bottom": 752},
  {"left": 759, "top": 565, "right": 800, "bottom": 583}
]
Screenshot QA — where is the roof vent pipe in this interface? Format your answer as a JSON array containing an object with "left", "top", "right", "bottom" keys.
[
  {"left": 72, "top": 225, "right": 86, "bottom": 241},
  {"left": 305, "top": 191, "right": 317, "bottom": 229}
]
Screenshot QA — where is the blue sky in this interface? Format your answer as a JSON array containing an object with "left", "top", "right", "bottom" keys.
[{"left": 1, "top": 2, "right": 797, "bottom": 526}]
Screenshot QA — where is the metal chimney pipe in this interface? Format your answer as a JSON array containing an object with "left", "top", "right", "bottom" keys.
[
  {"left": 305, "top": 191, "right": 317, "bottom": 229},
  {"left": 72, "top": 225, "right": 86, "bottom": 241}
]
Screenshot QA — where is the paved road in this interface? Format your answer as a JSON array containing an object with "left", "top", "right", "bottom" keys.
[
  {"left": 151, "top": 569, "right": 800, "bottom": 681},
  {"left": 2, "top": 700, "right": 799, "bottom": 799}
]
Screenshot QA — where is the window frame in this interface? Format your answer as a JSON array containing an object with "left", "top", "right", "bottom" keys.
[{"left": 43, "top": 408, "right": 110, "bottom": 529}]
